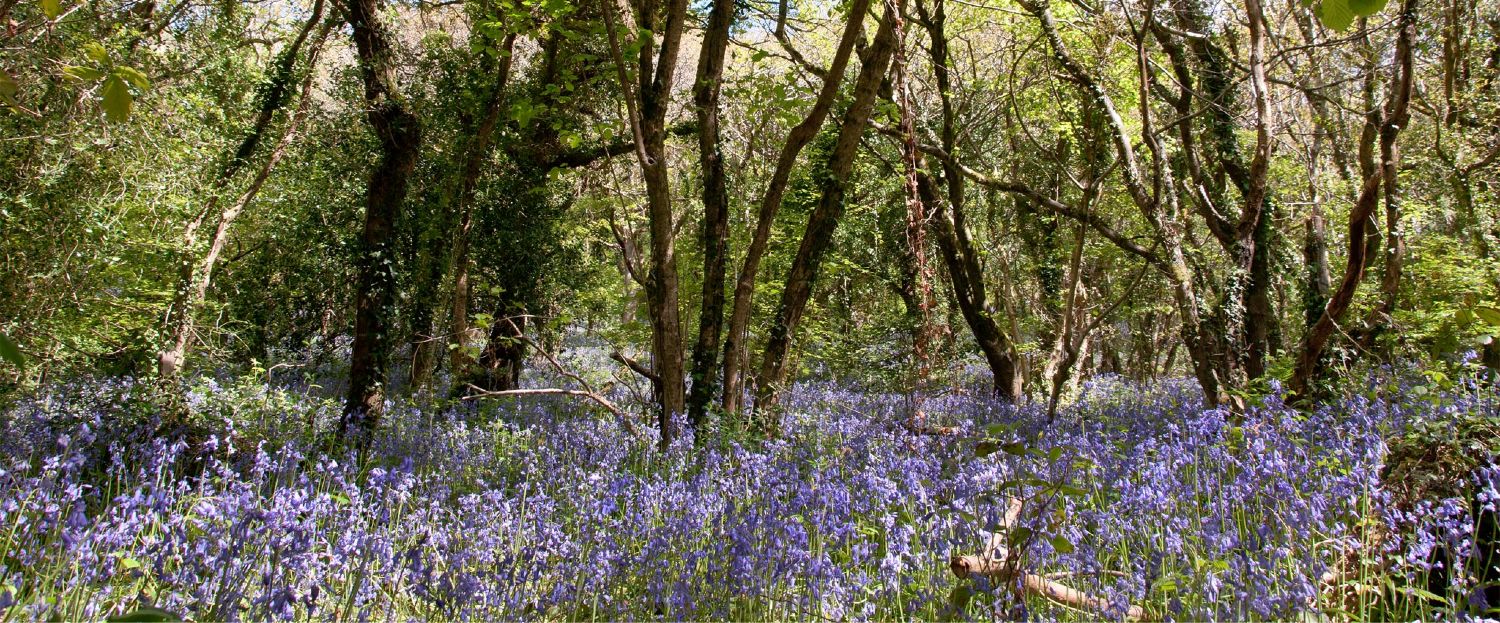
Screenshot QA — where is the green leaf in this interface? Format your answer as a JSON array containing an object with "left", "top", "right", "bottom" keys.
[
  {"left": 112, "top": 65, "right": 150, "bottom": 90},
  {"left": 83, "top": 41, "right": 110, "bottom": 64},
  {"left": 948, "top": 585, "right": 972, "bottom": 613},
  {"left": 1001, "top": 441, "right": 1028, "bottom": 456},
  {"left": 109, "top": 607, "right": 181, "bottom": 622},
  {"left": 0, "top": 70, "right": 15, "bottom": 99},
  {"left": 63, "top": 65, "right": 106, "bottom": 82},
  {"left": 975, "top": 440, "right": 999, "bottom": 458},
  {"left": 100, "top": 75, "right": 132, "bottom": 123},
  {"left": 1050, "top": 535, "right": 1075, "bottom": 554},
  {"left": 1315, "top": 0, "right": 1356, "bottom": 31},
  {"left": 1475, "top": 306, "right": 1500, "bottom": 326},
  {"left": 0, "top": 332, "right": 22, "bottom": 368},
  {"left": 1347, "top": 0, "right": 1387, "bottom": 15},
  {"left": 40, "top": 0, "right": 62, "bottom": 19}
]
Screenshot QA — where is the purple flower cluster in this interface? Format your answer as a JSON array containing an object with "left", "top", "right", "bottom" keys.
[{"left": 0, "top": 371, "right": 1491, "bottom": 621}]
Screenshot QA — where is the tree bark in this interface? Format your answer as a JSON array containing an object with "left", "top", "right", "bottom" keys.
[
  {"left": 157, "top": 0, "right": 327, "bottom": 380},
  {"left": 752, "top": 0, "right": 901, "bottom": 418},
  {"left": 1290, "top": 0, "right": 1418, "bottom": 399},
  {"left": 340, "top": 0, "right": 424, "bottom": 442},
  {"left": 684, "top": 0, "right": 736, "bottom": 429},
  {"left": 439, "top": 32, "right": 519, "bottom": 386},
  {"left": 912, "top": 0, "right": 1022, "bottom": 402},
  {"left": 719, "top": 0, "right": 872, "bottom": 416}
]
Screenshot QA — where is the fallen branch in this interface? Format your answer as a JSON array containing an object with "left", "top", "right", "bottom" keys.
[
  {"left": 954, "top": 498, "right": 1143, "bottom": 621},
  {"left": 464, "top": 385, "right": 637, "bottom": 435},
  {"left": 950, "top": 556, "right": 1145, "bottom": 621},
  {"left": 463, "top": 328, "right": 640, "bottom": 435}
]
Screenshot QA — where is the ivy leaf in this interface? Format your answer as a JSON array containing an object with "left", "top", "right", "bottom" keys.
[
  {"left": 975, "top": 440, "right": 999, "bottom": 458},
  {"left": 1347, "top": 0, "right": 1387, "bottom": 15},
  {"left": 101, "top": 75, "right": 132, "bottom": 123},
  {"left": 0, "top": 69, "right": 19, "bottom": 111},
  {"left": 1315, "top": 0, "right": 1356, "bottom": 31},
  {"left": 0, "top": 331, "right": 23, "bottom": 368},
  {"left": 40, "top": 0, "right": 62, "bottom": 20},
  {"left": 947, "top": 585, "right": 972, "bottom": 613}
]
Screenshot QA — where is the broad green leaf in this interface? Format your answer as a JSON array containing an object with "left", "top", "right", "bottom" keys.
[
  {"left": 101, "top": 75, "right": 132, "bottom": 123},
  {"left": 63, "top": 65, "right": 105, "bottom": 82},
  {"left": 1475, "top": 306, "right": 1500, "bottom": 326},
  {"left": 83, "top": 41, "right": 110, "bottom": 64},
  {"left": 1315, "top": 0, "right": 1355, "bottom": 31},
  {"left": 0, "top": 69, "right": 16, "bottom": 98},
  {"left": 1050, "top": 535, "right": 1075, "bottom": 554},
  {"left": 975, "top": 440, "right": 999, "bottom": 458},
  {"left": 1347, "top": 0, "right": 1387, "bottom": 15},
  {"left": 0, "top": 332, "right": 22, "bottom": 368},
  {"left": 40, "top": 0, "right": 62, "bottom": 19},
  {"left": 113, "top": 65, "right": 150, "bottom": 90}
]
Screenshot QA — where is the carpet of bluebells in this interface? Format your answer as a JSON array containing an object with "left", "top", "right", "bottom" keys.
[{"left": 0, "top": 364, "right": 1497, "bottom": 621}]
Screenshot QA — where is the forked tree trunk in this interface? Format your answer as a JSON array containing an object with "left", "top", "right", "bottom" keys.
[
  {"left": 752, "top": 1, "right": 901, "bottom": 418},
  {"left": 601, "top": 0, "right": 692, "bottom": 447},
  {"left": 1290, "top": 0, "right": 1418, "bottom": 399},
  {"left": 719, "top": 0, "right": 872, "bottom": 416},
  {"left": 912, "top": 0, "right": 1022, "bottom": 402}
]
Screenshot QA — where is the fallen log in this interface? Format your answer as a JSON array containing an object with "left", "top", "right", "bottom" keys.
[{"left": 950, "top": 555, "right": 1145, "bottom": 621}]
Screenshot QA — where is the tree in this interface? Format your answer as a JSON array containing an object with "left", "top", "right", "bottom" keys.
[
  {"left": 340, "top": 0, "right": 424, "bottom": 442},
  {"left": 753, "top": 0, "right": 902, "bottom": 417}
]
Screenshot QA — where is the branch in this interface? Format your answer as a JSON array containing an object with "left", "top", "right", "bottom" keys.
[
  {"left": 548, "top": 121, "right": 697, "bottom": 169},
  {"left": 611, "top": 350, "right": 659, "bottom": 383},
  {"left": 464, "top": 325, "right": 639, "bottom": 435},
  {"left": 949, "top": 557, "right": 1146, "bottom": 621}
]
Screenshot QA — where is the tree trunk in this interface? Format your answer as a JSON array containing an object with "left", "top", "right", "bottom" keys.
[
  {"left": 913, "top": 0, "right": 1022, "bottom": 402},
  {"left": 1021, "top": 0, "right": 1223, "bottom": 406},
  {"left": 340, "top": 0, "right": 424, "bottom": 442},
  {"left": 440, "top": 32, "right": 519, "bottom": 386},
  {"left": 719, "top": 0, "right": 872, "bottom": 416},
  {"left": 684, "top": 0, "right": 736, "bottom": 429},
  {"left": 601, "top": 0, "right": 692, "bottom": 447},
  {"left": 473, "top": 313, "right": 526, "bottom": 392},
  {"left": 157, "top": 0, "right": 327, "bottom": 380},
  {"left": 1290, "top": 0, "right": 1417, "bottom": 399},
  {"left": 752, "top": 1, "right": 901, "bottom": 418}
]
